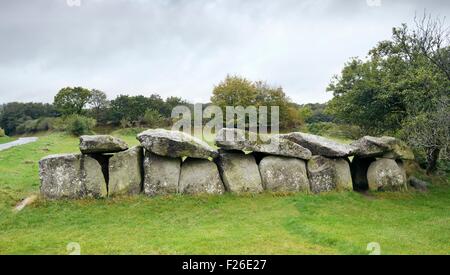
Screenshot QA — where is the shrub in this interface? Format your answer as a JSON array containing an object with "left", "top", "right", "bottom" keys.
[
  {"left": 36, "top": 117, "right": 55, "bottom": 132},
  {"left": 307, "top": 122, "right": 333, "bottom": 136},
  {"left": 67, "top": 115, "right": 96, "bottom": 136},
  {"left": 0, "top": 128, "right": 5, "bottom": 137},
  {"left": 120, "top": 118, "right": 132, "bottom": 129},
  {"left": 111, "top": 127, "right": 146, "bottom": 137},
  {"left": 15, "top": 117, "right": 56, "bottom": 134},
  {"left": 143, "top": 109, "right": 165, "bottom": 128},
  {"left": 307, "top": 122, "right": 362, "bottom": 140},
  {"left": 54, "top": 115, "right": 96, "bottom": 136},
  {"left": 15, "top": 120, "right": 37, "bottom": 134}
]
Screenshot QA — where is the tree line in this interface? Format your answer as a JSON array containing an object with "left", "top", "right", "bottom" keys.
[
  {"left": 0, "top": 89, "right": 190, "bottom": 136},
  {"left": 0, "top": 76, "right": 320, "bottom": 136}
]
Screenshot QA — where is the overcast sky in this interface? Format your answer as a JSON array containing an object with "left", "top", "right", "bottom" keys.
[{"left": 0, "top": 0, "right": 449, "bottom": 104}]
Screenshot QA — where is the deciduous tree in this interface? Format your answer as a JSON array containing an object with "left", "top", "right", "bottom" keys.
[{"left": 54, "top": 87, "right": 92, "bottom": 116}]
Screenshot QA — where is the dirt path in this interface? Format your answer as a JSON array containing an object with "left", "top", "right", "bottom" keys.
[{"left": 0, "top": 137, "right": 38, "bottom": 151}]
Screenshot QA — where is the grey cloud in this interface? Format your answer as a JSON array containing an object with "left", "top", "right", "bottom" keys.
[{"left": 0, "top": 0, "right": 449, "bottom": 104}]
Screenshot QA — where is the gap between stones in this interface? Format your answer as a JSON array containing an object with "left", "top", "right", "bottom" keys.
[{"left": 88, "top": 153, "right": 113, "bottom": 195}]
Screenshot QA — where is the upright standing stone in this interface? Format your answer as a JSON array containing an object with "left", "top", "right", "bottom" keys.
[
  {"left": 367, "top": 158, "right": 407, "bottom": 191},
  {"left": 83, "top": 156, "right": 108, "bottom": 198},
  {"left": 108, "top": 146, "right": 143, "bottom": 196},
  {"left": 137, "top": 129, "right": 218, "bottom": 159},
  {"left": 259, "top": 156, "right": 310, "bottom": 193},
  {"left": 307, "top": 156, "right": 353, "bottom": 193},
  {"left": 79, "top": 135, "right": 128, "bottom": 154},
  {"left": 215, "top": 151, "right": 263, "bottom": 194},
  {"left": 179, "top": 158, "right": 225, "bottom": 195},
  {"left": 143, "top": 151, "right": 181, "bottom": 196},
  {"left": 39, "top": 154, "right": 107, "bottom": 199}
]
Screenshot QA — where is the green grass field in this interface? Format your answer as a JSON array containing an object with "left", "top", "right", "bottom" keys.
[
  {"left": 0, "top": 132, "right": 449, "bottom": 255},
  {"left": 0, "top": 136, "right": 16, "bottom": 144}
]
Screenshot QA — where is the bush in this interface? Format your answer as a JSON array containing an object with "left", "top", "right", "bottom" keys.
[
  {"left": 111, "top": 127, "right": 146, "bottom": 137},
  {"left": 55, "top": 115, "right": 96, "bottom": 136},
  {"left": 15, "top": 117, "right": 56, "bottom": 134},
  {"left": 120, "top": 118, "right": 132, "bottom": 129},
  {"left": 36, "top": 117, "right": 55, "bottom": 132},
  {"left": 307, "top": 122, "right": 362, "bottom": 140},
  {"left": 143, "top": 109, "right": 165, "bottom": 128},
  {"left": 0, "top": 128, "right": 5, "bottom": 137},
  {"left": 15, "top": 120, "right": 36, "bottom": 134},
  {"left": 67, "top": 115, "right": 96, "bottom": 136}
]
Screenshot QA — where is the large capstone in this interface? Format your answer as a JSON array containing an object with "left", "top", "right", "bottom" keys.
[
  {"left": 215, "top": 128, "right": 312, "bottom": 160},
  {"left": 351, "top": 136, "right": 414, "bottom": 160},
  {"left": 39, "top": 154, "right": 107, "bottom": 199},
  {"left": 259, "top": 156, "right": 310, "bottom": 193},
  {"left": 280, "top": 132, "right": 357, "bottom": 157},
  {"left": 367, "top": 158, "right": 407, "bottom": 191},
  {"left": 137, "top": 129, "right": 218, "bottom": 159},
  {"left": 143, "top": 151, "right": 181, "bottom": 196},
  {"left": 307, "top": 156, "right": 353, "bottom": 193},
  {"left": 108, "top": 146, "right": 143, "bottom": 196},
  {"left": 179, "top": 158, "right": 225, "bottom": 195},
  {"left": 79, "top": 135, "right": 128, "bottom": 154},
  {"left": 215, "top": 151, "right": 263, "bottom": 194}
]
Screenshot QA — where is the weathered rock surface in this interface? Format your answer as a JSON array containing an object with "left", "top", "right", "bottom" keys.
[
  {"left": 79, "top": 135, "right": 128, "bottom": 154},
  {"left": 280, "top": 132, "right": 357, "bottom": 157},
  {"left": 367, "top": 158, "right": 407, "bottom": 191},
  {"left": 137, "top": 129, "right": 218, "bottom": 159},
  {"left": 215, "top": 128, "right": 312, "bottom": 160},
  {"left": 215, "top": 151, "right": 263, "bottom": 194},
  {"left": 307, "top": 156, "right": 353, "bottom": 193},
  {"left": 179, "top": 158, "right": 225, "bottom": 195},
  {"left": 143, "top": 151, "right": 181, "bottom": 196},
  {"left": 259, "top": 156, "right": 310, "bottom": 193},
  {"left": 351, "top": 136, "right": 414, "bottom": 160},
  {"left": 108, "top": 146, "right": 143, "bottom": 196},
  {"left": 39, "top": 154, "right": 107, "bottom": 199},
  {"left": 408, "top": 176, "right": 428, "bottom": 191}
]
